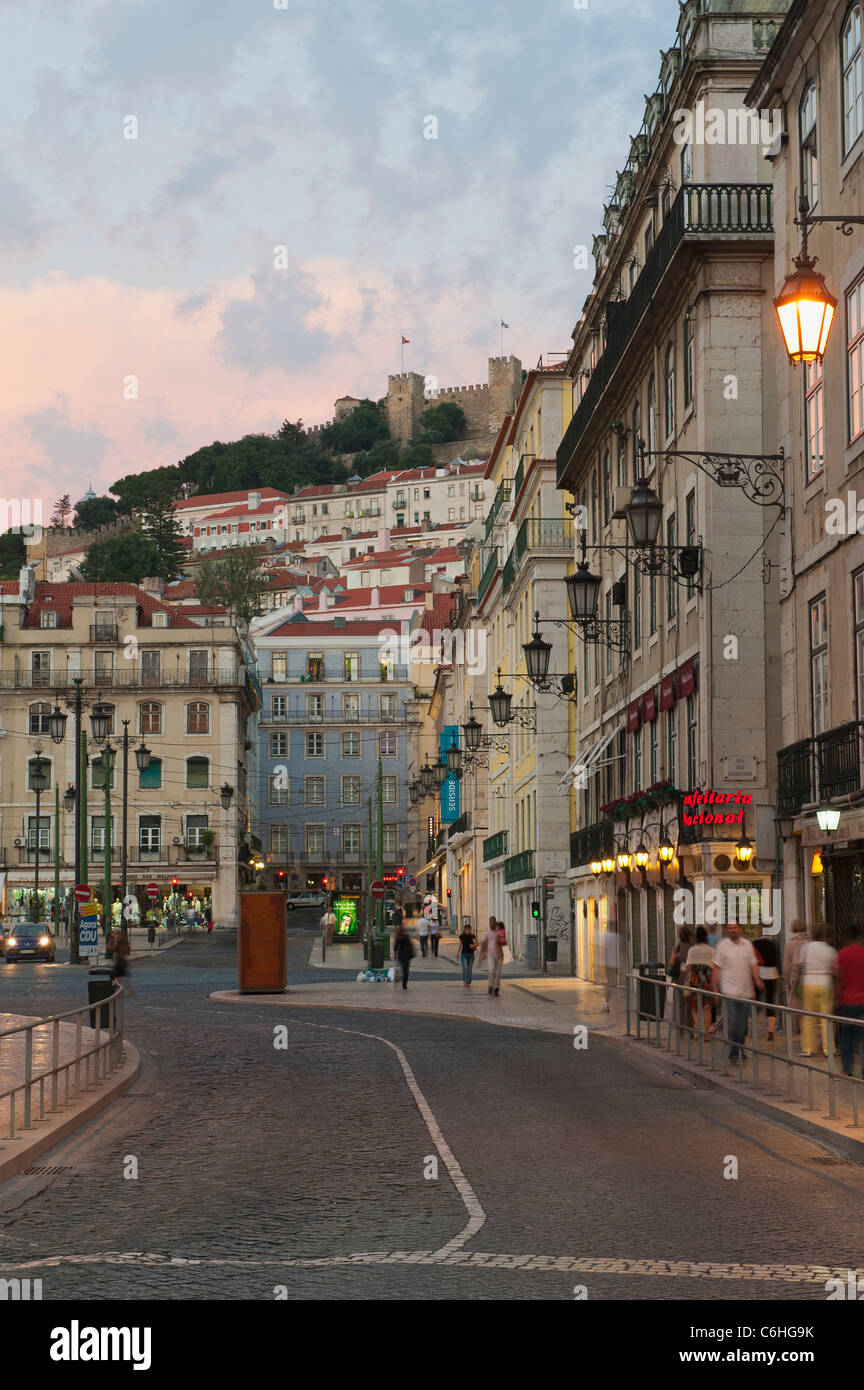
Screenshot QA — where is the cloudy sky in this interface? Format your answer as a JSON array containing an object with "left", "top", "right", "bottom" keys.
[{"left": 1, "top": 0, "right": 671, "bottom": 510}]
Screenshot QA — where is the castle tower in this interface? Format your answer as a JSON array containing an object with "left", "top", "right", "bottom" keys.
[
  {"left": 488, "top": 356, "right": 523, "bottom": 432},
  {"left": 386, "top": 373, "right": 427, "bottom": 445}
]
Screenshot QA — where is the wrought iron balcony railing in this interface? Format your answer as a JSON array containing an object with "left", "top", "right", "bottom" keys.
[
  {"left": 570, "top": 820, "right": 615, "bottom": 869},
  {"left": 448, "top": 812, "right": 471, "bottom": 838},
  {"left": 503, "top": 849, "right": 534, "bottom": 884},
  {"left": 484, "top": 479, "right": 513, "bottom": 541},
  {"left": 777, "top": 721, "right": 864, "bottom": 815},
  {"left": 777, "top": 738, "right": 816, "bottom": 815},
  {"left": 483, "top": 829, "right": 508, "bottom": 863},
  {"left": 477, "top": 546, "right": 499, "bottom": 604}
]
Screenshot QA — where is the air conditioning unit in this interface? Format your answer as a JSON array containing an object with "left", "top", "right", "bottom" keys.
[
  {"left": 172, "top": 837, "right": 181, "bottom": 845},
  {"left": 13, "top": 837, "right": 23, "bottom": 846}
]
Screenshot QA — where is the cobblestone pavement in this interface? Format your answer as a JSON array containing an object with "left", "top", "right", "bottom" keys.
[{"left": 1, "top": 921, "right": 864, "bottom": 1301}]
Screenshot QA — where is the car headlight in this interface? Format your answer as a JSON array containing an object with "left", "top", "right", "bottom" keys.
[
  {"left": 39, "top": 936, "right": 50, "bottom": 946},
  {"left": 7, "top": 938, "right": 16, "bottom": 947}
]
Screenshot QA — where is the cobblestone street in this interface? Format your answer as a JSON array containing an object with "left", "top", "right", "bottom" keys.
[{"left": 2, "top": 921, "right": 864, "bottom": 1301}]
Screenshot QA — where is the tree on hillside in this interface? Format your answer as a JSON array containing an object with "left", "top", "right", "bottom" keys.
[
  {"left": 141, "top": 485, "right": 186, "bottom": 580},
  {"left": 193, "top": 544, "right": 267, "bottom": 625},
  {"left": 79, "top": 531, "right": 162, "bottom": 583},
  {"left": 398, "top": 442, "right": 436, "bottom": 469},
  {"left": 276, "top": 418, "right": 305, "bottom": 447},
  {"left": 74, "top": 495, "right": 121, "bottom": 531},
  {"left": 110, "top": 464, "right": 183, "bottom": 513},
  {"left": 317, "top": 400, "right": 389, "bottom": 455},
  {"left": 351, "top": 438, "right": 401, "bottom": 477},
  {"left": 50, "top": 495, "right": 73, "bottom": 528},
  {"left": 417, "top": 401, "right": 467, "bottom": 443},
  {"left": 0, "top": 529, "right": 26, "bottom": 579}
]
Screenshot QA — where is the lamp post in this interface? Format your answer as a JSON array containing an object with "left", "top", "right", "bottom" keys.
[
  {"left": 117, "top": 719, "right": 151, "bottom": 938},
  {"left": 29, "top": 748, "right": 49, "bottom": 922},
  {"left": 773, "top": 195, "right": 864, "bottom": 367}
]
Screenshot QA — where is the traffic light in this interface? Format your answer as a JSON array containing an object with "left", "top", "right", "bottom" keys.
[
  {"left": 446, "top": 887, "right": 452, "bottom": 897},
  {"left": 171, "top": 877, "right": 178, "bottom": 888},
  {"left": 277, "top": 870, "right": 285, "bottom": 885},
  {"left": 397, "top": 866, "right": 404, "bottom": 879},
  {"left": 543, "top": 878, "right": 555, "bottom": 901},
  {"left": 531, "top": 900, "right": 541, "bottom": 919}
]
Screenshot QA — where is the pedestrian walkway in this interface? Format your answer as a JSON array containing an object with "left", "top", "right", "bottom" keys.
[{"left": 312, "top": 933, "right": 467, "bottom": 974}]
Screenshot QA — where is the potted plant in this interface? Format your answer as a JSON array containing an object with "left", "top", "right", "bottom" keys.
[{"left": 200, "top": 828, "right": 215, "bottom": 858}]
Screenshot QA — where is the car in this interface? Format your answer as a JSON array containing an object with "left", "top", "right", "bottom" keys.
[
  {"left": 285, "top": 892, "right": 325, "bottom": 911},
  {"left": 5, "top": 925, "right": 56, "bottom": 963}
]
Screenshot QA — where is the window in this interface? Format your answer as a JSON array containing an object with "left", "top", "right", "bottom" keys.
[
  {"left": 448, "top": 507, "right": 455, "bottom": 521},
  {"left": 186, "top": 814, "right": 209, "bottom": 847},
  {"left": 799, "top": 82, "right": 819, "bottom": 208},
  {"left": 686, "top": 696, "right": 698, "bottom": 789},
  {"left": 631, "top": 403, "right": 641, "bottom": 482},
  {"left": 93, "top": 650, "right": 113, "bottom": 686},
  {"left": 139, "top": 756, "right": 162, "bottom": 789},
  {"left": 306, "top": 731, "right": 324, "bottom": 757},
  {"left": 616, "top": 431, "right": 627, "bottom": 488},
  {"left": 633, "top": 727, "right": 642, "bottom": 789},
  {"left": 186, "top": 702, "right": 210, "bottom": 734},
  {"left": 383, "top": 824, "right": 398, "bottom": 858},
  {"left": 306, "top": 824, "right": 326, "bottom": 856},
  {"left": 683, "top": 314, "right": 694, "bottom": 409},
  {"left": 681, "top": 142, "right": 691, "bottom": 185},
  {"left": 666, "top": 707, "right": 677, "bottom": 785},
  {"left": 90, "top": 816, "right": 108, "bottom": 855},
  {"left": 379, "top": 731, "right": 397, "bottom": 756},
  {"left": 28, "top": 702, "right": 51, "bottom": 735},
  {"left": 141, "top": 649, "right": 161, "bottom": 686},
  {"left": 307, "top": 694, "right": 324, "bottom": 721},
  {"left": 646, "top": 372, "right": 657, "bottom": 456},
  {"left": 591, "top": 472, "right": 598, "bottom": 541},
  {"left": 306, "top": 651, "right": 324, "bottom": 681},
  {"left": 447, "top": 484, "right": 455, "bottom": 496},
  {"left": 666, "top": 515, "right": 677, "bottom": 620},
  {"left": 602, "top": 449, "right": 611, "bottom": 526},
  {"left": 649, "top": 571, "right": 657, "bottom": 637},
  {"left": 633, "top": 566, "right": 641, "bottom": 648},
  {"left": 343, "top": 824, "right": 362, "bottom": 859},
  {"left": 342, "top": 730, "right": 361, "bottom": 758},
  {"left": 92, "top": 754, "right": 114, "bottom": 790},
  {"left": 40, "top": 609, "right": 58, "bottom": 629},
  {"left": 341, "top": 775, "right": 362, "bottom": 804},
  {"left": 382, "top": 775, "right": 397, "bottom": 804},
  {"left": 685, "top": 491, "right": 697, "bottom": 598},
  {"left": 28, "top": 756, "right": 52, "bottom": 791},
  {"left": 664, "top": 343, "right": 675, "bottom": 439},
  {"left": 189, "top": 649, "right": 209, "bottom": 682},
  {"left": 343, "top": 651, "right": 359, "bottom": 681},
  {"left": 139, "top": 816, "right": 161, "bottom": 854},
  {"left": 855, "top": 570, "right": 864, "bottom": 718},
  {"left": 305, "top": 776, "right": 325, "bottom": 804},
  {"left": 270, "top": 825, "right": 290, "bottom": 855},
  {"left": 804, "top": 358, "right": 825, "bottom": 479},
  {"left": 271, "top": 652, "right": 288, "bottom": 682},
  {"left": 842, "top": 4, "right": 863, "bottom": 156},
  {"left": 137, "top": 702, "right": 160, "bottom": 736},
  {"left": 343, "top": 693, "right": 359, "bottom": 722},
  {"left": 644, "top": 222, "right": 654, "bottom": 259},
  {"left": 269, "top": 732, "right": 288, "bottom": 758},
  {"left": 810, "top": 594, "right": 829, "bottom": 734},
  {"left": 271, "top": 694, "right": 286, "bottom": 719},
  {"left": 380, "top": 652, "right": 394, "bottom": 682},
  {"left": 847, "top": 276, "right": 864, "bottom": 443},
  {"left": 27, "top": 815, "right": 50, "bottom": 853},
  {"left": 380, "top": 693, "right": 396, "bottom": 720},
  {"left": 268, "top": 775, "right": 290, "bottom": 806},
  {"left": 186, "top": 756, "right": 209, "bottom": 789},
  {"left": 649, "top": 717, "right": 659, "bottom": 784}
]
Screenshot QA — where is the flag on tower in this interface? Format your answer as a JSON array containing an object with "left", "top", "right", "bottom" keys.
[
  {"left": 500, "top": 320, "right": 509, "bottom": 329},
  {"left": 401, "top": 336, "right": 410, "bottom": 345}
]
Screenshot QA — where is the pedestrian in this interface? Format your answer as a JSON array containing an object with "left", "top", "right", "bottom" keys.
[
  {"left": 668, "top": 925, "right": 692, "bottom": 1029},
  {"left": 205, "top": 907, "right": 213, "bottom": 934},
  {"left": 427, "top": 897, "right": 441, "bottom": 957},
  {"left": 798, "top": 922, "right": 837, "bottom": 1057},
  {"left": 458, "top": 924, "right": 477, "bottom": 986},
  {"left": 836, "top": 924, "right": 864, "bottom": 1078},
  {"left": 393, "top": 921, "right": 415, "bottom": 990},
  {"left": 599, "top": 925, "right": 619, "bottom": 1012},
  {"left": 320, "top": 905, "right": 336, "bottom": 946},
  {"left": 417, "top": 901, "right": 430, "bottom": 957},
  {"left": 754, "top": 929, "right": 781, "bottom": 1041},
  {"left": 684, "top": 926, "right": 715, "bottom": 1039},
  {"left": 110, "top": 930, "right": 134, "bottom": 996},
  {"left": 785, "top": 919, "right": 809, "bottom": 1029},
  {"left": 480, "top": 918, "right": 505, "bottom": 996},
  {"left": 712, "top": 922, "right": 762, "bottom": 1061}
]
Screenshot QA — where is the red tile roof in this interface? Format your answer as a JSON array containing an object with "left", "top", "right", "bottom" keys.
[
  {"left": 0, "top": 582, "right": 202, "bottom": 629},
  {"left": 341, "top": 548, "right": 414, "bottom": 569},
  {"left": 175, "top": 487, "right": 290, "bottom": 512},
  {"left": 265, "top": 617, "right": 409, "bottom": 638}
]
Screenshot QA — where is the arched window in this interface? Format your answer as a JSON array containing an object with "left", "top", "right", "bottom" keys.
[
  {"left": 139, "top": 702, "right": 162, "bottom": 735},
  {"left": 664, "top": 343, "right": 676, "bottom": 439},
  {"left": 632, "top": 402, "right": 641, "bottom": 481},
  {"left": 186, "top": 756, "right": 209, "bottom": 789},
  {"left": 28, "top": 702, "right": 52, "bottom": 735},
  {"left": 684, "top": 313, "right": 695, "bottom": 409},
  {"left": 186, "top": 702, "right": 209, "bottom": 734},
  {"left": 799, "top": 82, "right": 819, "bottom": 207},
  {"left": 842, "top": 6, "right": 862, "bottom": 156}
]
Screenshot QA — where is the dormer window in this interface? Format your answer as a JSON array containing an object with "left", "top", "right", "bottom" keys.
[
  {"left": 40, "top": 610, "right": 58, "bottom": 629},
  {"left": 152, "top": 611, "right": 168, "bottom": 628}
]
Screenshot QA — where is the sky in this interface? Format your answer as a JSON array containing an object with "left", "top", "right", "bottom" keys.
[{"left": 0, "top": 0, "right": 672, "bottom": 512}]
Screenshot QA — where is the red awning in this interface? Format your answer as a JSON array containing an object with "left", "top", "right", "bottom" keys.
[
  {"left": 627, "top": 700, "right": 641, "bottom": 733},
  {"left": 642, "top": 687, "right": 657, "bottom": 722},
  {"left": 659, "top": 672, "right": 675, "bottom": 711},
  {"left": 677, "top": 658, "right": 697, "bottom": 699}
]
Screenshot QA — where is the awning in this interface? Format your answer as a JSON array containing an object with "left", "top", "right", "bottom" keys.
[
  {"left": 559, "top": 724, "right": 621, "bottom": 789},
  {"left": 678, "top": 657, "right": 697, "bottom": 699},
  {"left": 659, "top": 672, "right": 675, "bottom": 711}
]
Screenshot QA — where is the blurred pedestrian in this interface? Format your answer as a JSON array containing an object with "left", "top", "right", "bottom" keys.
[
  {"left": 393, "top": 921, "right": 415, "bottom": 990},
  {"left": 417, "top": 909, "right": 429, "bottom": 957},
  {"left": 798, "top": 922, "right": 837, "bottom": 1057},
  {"left": 685, "top": 926, "right": 715, "bottom": 1038},
  {"left": 428, "top": 899, "right": 441, "bottom": 958},
  {"left": 668, "top": 925, "right": 692, "bottom": 1029},
  {"left": 320, "top": 905, "right": 336, "bottom": 946},
  {"left": 458, "top": 924, "right": 477, "bottom": 986},
  {"left": 785, "top": 918, "right": 809, "bottom": 1029},
  {"left": 754, "top": 929, "right": 780, "bottom": 1041},
  {"left": 836, "top": 924, "right": 864, "bottom": 1077},
  {"left": 480, "top": 919, "right": 505, "bottom": 996},
  {"left": 599, "top": 925, "right": 619, "bottom": 1012},
  {"left": 110, "top": 930, "right": 133, "bottom": 996},
  {"left": 712, "top": 922, "right": 761, "bottom": 1061}
]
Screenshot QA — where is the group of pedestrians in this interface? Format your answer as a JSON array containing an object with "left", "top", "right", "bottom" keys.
[
  {"left": 391, "top": 913, "right": 510, "bottom": 995},
  {"left": 667, "top": 918, "right": 864, "bottom": 1074}
]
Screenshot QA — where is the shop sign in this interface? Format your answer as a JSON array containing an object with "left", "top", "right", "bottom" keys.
[{"left": 682, "top": 788, "right": 752, "bottom": 827}]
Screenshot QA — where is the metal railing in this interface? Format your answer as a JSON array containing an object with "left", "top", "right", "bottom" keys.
[
  {"left": 0, "top": 667, "right": 251, "bottom": 691},
  {"left": 0, "top": 984, "right": 126, "bottom": 1140},
  {"left": 570, "top": 820, "right": 615, "bottom": 868},
  {"left": 90, "top": 624, "right": 119, "bottom": 643},
  {"left": 513, "top": 516, "right": 575, "bottom": 563},
  {"left": 777, "top": 720, "right": 864, "bottom": 814},
  {"left": 483, "top": 829, "right": 508, "bottom": 863},
  {"left": 477, "top": 547, "right": 500, "bottom": 604},
  {"left": 503, "top": 849, "right": 534, "bottom": 884},
  {"left": 484, "top": 479, "right": 513, "bottom": 540},
  {"left": 625, "top": 972, "right": 864, "bottom": 1126},
  {"left": 448, "top": 812, "right": 471, "bottom": 838}
]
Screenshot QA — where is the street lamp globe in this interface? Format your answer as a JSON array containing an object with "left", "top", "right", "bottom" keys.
[
  {"left": 523, "top": 619, "right": 552, "bottom": 683},
  {"left": 220, "top": 783, "right": 234, "bottom": 810},
  {"left": 48, "top": 704, "right": 67, "bottom": 744},
  {"left": 90, "top": 703, "right": 112, "bottom": 745},
  {"left": 564, "top": 563, "right": 601, "bottom": 622},
  {"left": 617, "top": 849, "right": 632, "bottom": 871},
  {"left": 774, "top": 260, "right": 836, "bottom": 366},
  {"left": 488, "top": 674, "right": 512, "bottom": 728},
  {"left": 446, "top": 740, "right": 462, "bottom": 775},
  {"left": 658, "top": 837, "right": 675, "bottom": 865},
  {"left": 409, "top": 781, "right": 421, "bottom": 805},
  {"left": 463, "top": 710, "right": 483, "bottom": 752},
  {"left": 432, "top": 756, "right": 447, "bottom": 787},
  {"left": 634, "top": 843, "right": 650, "bottom": 870},
  {"left": 816, "top": 805, "right": 841, "bottom": 833},
  {"left": 420, "top": 758, "right": 436, "bottom": 795},
  {"left": 735, "top": 834, "right": 754, "bottom": 866},
  {"left": 625, "top": 479, "right": 664, "bottom": 548},
  {"left": 135, "top": 742, "right": 152, "bottom": 772},
  {"left": 63, "top": 784, "right": 75, "bottom": 813},
  {"left": 601, "top": 856, "right": 616, "bottom": 874},
  {"left": 30, "top": 755, "right": 49, "bottom": 792}
]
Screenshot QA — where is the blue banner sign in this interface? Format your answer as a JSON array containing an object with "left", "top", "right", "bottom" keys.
[{"left": 440, "top": 726, "right": 461, "bottom": 823}]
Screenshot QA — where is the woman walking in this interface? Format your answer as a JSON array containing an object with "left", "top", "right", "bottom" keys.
[
  {"left": 417, "top": 907, "right": 430, "bottom": 958},
  {"left": 668, "top": 925, "right": 692, "bottom": 1031},
  {"left": 393, "top": 922, "right": 415, "bottom": 990},
  {"left": 754, "top": 930, "right": 781, "bottom": 1041},
  {"left": 684, "top": 926, "right": 715, "bottom": 1038},
  {"left": 458, "top": 924, "right": 477, "bottom": 986},
  {"left": 798, "top": 923, "right": 837, "bottom": 1057},
  {"left": 480, "top": 918, "right": 505, "bottom": 996}
]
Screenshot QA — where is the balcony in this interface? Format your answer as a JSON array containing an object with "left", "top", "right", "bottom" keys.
[
  {"left": 90, "top": 624, "right": 119, "bottom": 643},
  {"left": 569, "top": 820, "right": 615, "bottom": 869},
  {"left": 179, "top": 842, "right": 217, "bottom": 863},
  {"left": 262, "top": 710, "right": 411, "bottom": 725},
  {"left": 503, "top": 849, "right": 534, "bottom": 885},
  {"left": 476, "top": 547, "right": 499, "bottom": 604},
  {"left": 501, "top": 549, "right": 516, "bottom": 596},
  {"left": 777, "top": 721, "right": 864, "bottom": 815},
  {"left": 483, "top": 829, "right": 508, "bottom": 863},
  {"left": 557, "top": 183, "right": 773, "bottom": 485},
  {"left": 484, "top": 478, "right": 512, "bottom": 541},
  {"left": 448, "top": 812, "right": 471, "bottom": 838},
  {"left": 0, "top": 666, "right": 251, "bottom": 692}
]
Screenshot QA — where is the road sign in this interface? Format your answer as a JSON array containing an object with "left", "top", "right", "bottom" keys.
[
  {"left": 407, "top": 875, "right": 417, "bottom": 889},
  {"left": 370, "top": 880, "right": 385, "bottom": 901},
  {"left": 146, "top": 883, "right": 159, "bottom": 900},
  {"left": 73, "top": 884, "right": 90, "bottom": 903}
]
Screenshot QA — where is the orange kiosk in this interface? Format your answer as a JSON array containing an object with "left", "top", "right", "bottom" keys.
[{"left": 238, "top": 891, "right": 287, "bottom": 993}]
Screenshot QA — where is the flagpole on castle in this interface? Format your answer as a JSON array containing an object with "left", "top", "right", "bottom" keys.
[
  {"left": 400, "top": 335, "right": 409, "bottom": 374},
  {"left": 499, "top": 318, "right": 509, "bottom": 355}
]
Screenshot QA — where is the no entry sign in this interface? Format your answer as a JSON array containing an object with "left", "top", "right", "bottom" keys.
[
  {"left": 73, "top": 884, "right": 90, "bottom": 903},
  {"left": 370, "top": 880, "right": 385, "bottom": 900},
  {"left": 146, "top": 883, "right": 159, "bottom": 900}
]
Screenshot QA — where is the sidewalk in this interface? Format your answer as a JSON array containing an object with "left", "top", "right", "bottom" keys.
[
  {"left": 311, "top": 933, "right": 464, "bottom": 973},
  {"left": 212, "top": 966, "right": 864, "bottom": 1157}
]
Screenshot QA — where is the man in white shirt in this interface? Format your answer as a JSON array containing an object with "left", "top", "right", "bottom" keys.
[{"left": 712, "top": 921, "right": 763, "bottom": 1061}]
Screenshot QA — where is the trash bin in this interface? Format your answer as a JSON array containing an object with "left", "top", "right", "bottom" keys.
[
  {"left": 369, "top": 938, "right": 386, "bottom": 970},
  {"left": 147, "top": 925, "right": 156, "bottom": 945},
  {"left": 88, "top": 967, "right": 115, "bottom": 1029},
  {"left": 525, "top": 934, "right": 539, "bottom": 970},
  {"left": 544, "top": 938, "right": 558, "bottom": 963},
  {"left": 638, "top": 961, "right": 666, "bottom": 1021}
]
